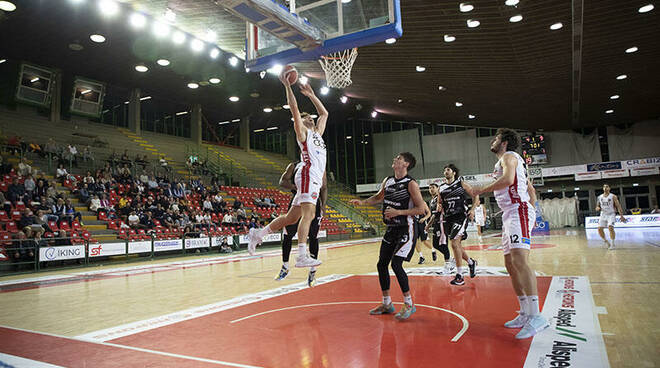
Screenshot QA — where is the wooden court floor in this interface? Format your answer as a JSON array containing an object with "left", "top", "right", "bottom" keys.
[{"left": 0, "top": 228, "right": 658, "bottom": 367}]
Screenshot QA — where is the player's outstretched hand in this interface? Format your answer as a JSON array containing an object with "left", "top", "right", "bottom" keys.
[
  {"left": 299, "top": 82, "right": 314, "bottom": 97},
  {"left": 349, "top": 199, "right": 362, "bottom": 206},
  {"left": 619, "top": 215, "right": 627, "bottom": 223}
]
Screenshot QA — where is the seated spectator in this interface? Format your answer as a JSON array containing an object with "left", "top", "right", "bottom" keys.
[
  {"left": 19, "top": 208, "right": 37, "bottom": 231},
  {"left": 248, "top": 216, "right": 259, "bottom": 229},
  {"left": 120, "top": 149, "right": 131, "bottom": 165},
  {"left": 0, "top": 155, "right": 12, "bottom": 175},
  {"left": 263, "top": 197, "right": 277, "bottom": 208},
  {"left": 44, "top": 138, "right": 58, "bottom": 159},
  {"left": 64, "top": 198, "right": 83, "bottom": 224},
  {"left": 18, "top": 157, "right": 32, "bottom": 177},
  {"left": 56, "top": 164, "right": 69, "bottom": 182},
  {"left": 233, "top": 199, "right": 242, "bottom": 210},
  {"left": 46, "top": 180, "right": 59, "bottom": 201},
  {"left": 236, "top": 206, "right": 247, "bottom": 222},
  {"left": 51, "top": 198, "right": 67, "bottom": 223},
  {"left": 7, "top": 177, "right": 27, "bottom": 204},
  {"left": 222, "top": 212, "right": 233, "bottom": 226},
  {"left": 254, "top": 197, "right": 266, "bottom": 208},
  {"left": 139, "top": 211, "right": 154, "bottom": 229},
  {"left": 127, "top": 211, "right": 140, "bottom": 229},
  {"left": 34, "top": 179, "right": 48, "bottom": 199},
  {"left": 219, "top": 237, "right": 232, "bottom": 253},
  {"left": 24, "top": 174, "right": 36, "bottom": 197},
  {"left": 270, "top": 211, "right": 279, "bottom": 220},
  {"left": 159, "top": 155, "right": 169, "bottom": 172},
  {"left": 83, "top": 171, "right": 95, "bottom": 185},
  {"left": 11, "top": 231, "right": 34, "bottom": 267},
  {"left": 203, "top": 196, "right": 213, "bottom": 211}
]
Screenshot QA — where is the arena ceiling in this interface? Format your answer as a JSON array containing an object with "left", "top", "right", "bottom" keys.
[{"left": 0, "top": 0, "right": 658, "bottom": 131}]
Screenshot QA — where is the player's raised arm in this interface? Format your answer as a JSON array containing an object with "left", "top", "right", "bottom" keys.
[
  {"left": 280, "top": 73, "right": 306, "bottom": 143},
  {"left": 299, "top": 83, "right": 328, "bottom": 136},
  {"left": 350, "top": 177, "right": 387, "bottom": 206}
]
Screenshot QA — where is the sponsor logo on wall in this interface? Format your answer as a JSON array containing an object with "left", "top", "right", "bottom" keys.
[
  {"left": 585, "top": 214, "right": 660, "bottom": 229},
  {"left": 40, "top": 245, "right": 86, "bottom": 261}
]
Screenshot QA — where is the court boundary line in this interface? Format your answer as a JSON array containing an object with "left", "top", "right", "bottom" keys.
[
  {"left": 0, "top": 325, "right": 262, "bottom": 368},
  {"left": 229, "top": 301, "right": 469, "bottom": 342},
  {"left": 77, "top": 274, "right": 353, "bottom": 342}
]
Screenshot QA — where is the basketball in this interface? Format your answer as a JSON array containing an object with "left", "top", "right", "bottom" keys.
[{"left": 282, "top": 65, "right": 298, "bottom": 85}]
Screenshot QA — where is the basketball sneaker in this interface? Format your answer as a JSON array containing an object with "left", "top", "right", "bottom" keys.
[
  {"left": 275, "top": 266, "right": 289, "bottom": 281},
  {"left": 395, "top": 303, "right": 416, "bottom": 321},
  {"left": 450, "top": 273, "right": 465, "bottom": 286},
  {"left": 468, "top": 258, "right": 477, "bottom": 278},
  {"left": 307, "top": 270, "right": 316, "bottom": 287},
  {"left": 504, "top": 313, "right": 528, "bottom": 328},
  {"left": 295, "top": 254, "right": 322, "bottom": 268},
  {"left": 418, "top": 256, "right": 425, "bottom": 265},
  {"left": 515, "top": 315, "right": 550, "bottom": 339},
  {"left": 603, "top": 239, "right": 611, "bottom": 249},
  {"left": 369, "top": 303, "right": 395, "bottom": 315},
  {"left": 443, "top": 261, "right": 454, "bottom": 274},
  {"left": 608, "top": 241, "right": 615, "bottom": 250},
  {"left": 432, "top": 252, "right": 437, "bottom": 262},
  {"left": 247, "top": 228, "right": 263, "bottom": 256}
]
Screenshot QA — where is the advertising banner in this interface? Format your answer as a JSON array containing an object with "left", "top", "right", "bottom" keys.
[
  {"left": 154, "top": 239, "right": 183, "bottom": 252},
  {"left": 239, "top": 232, "right": 281, "bottom": 244},
  {"left": 574, "top": 172, "right": 601, "bottom": 181},
  {"left": 211, "top": 236, "right": 234, "bottom": 247},
  {"left": 128, "top": 240, "right": 152, "bottom": 254},
  {"left": 584, "top": 214, "right": 660, "bottom": 228},
  {"left": 600, "top": 169, "right": 629, "bottom": 179},
  {"left": 630, "top": 166, "right": 659, "bottom": 177},
  {"left": 292, "top": 230, "right": 327, "bottom": 240},
  {"left": 40, "top": 245, "right": 85, "bottom": 261},
  {"left": 89, "top": 242, "right": 126, "bottom": 257},
  {"left": 184, "top": 238, "right": 211, "bottom": 249}
]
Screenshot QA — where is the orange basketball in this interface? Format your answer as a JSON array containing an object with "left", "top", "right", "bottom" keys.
[{"left": 282, "top": 65, "right": 298, "bottom": 85}]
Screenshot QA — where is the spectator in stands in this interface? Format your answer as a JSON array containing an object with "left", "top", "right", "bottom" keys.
[
  {"left": 83, "top": 171, "right": 95, "bottom": 185},
  {"left": 140, "top": 211, "right": 154, "bottom": 229},
  {"left": 203, "top": 196, "right": 213, "bottom": 212},
  {"left": 82, "top": 145, "right": 94, "bottom": 163},
  {"left": 236, "top": 205, "right": 247, "bottom": 222},
  {"left": 44, "top": 138, "right": 57, "bottom": 158},
  {"left": 120, "top": 149, "right": 130, "bottom": 165},
  {"left": 34, "top": 179, "right": 48, "bottom": 199},
  {"left": 222, "top": 211, "right": 233, "bottom": 226},
  {"left": 263, "top": 197, "right": 277, "bottom": 208},
  {"left": 46, "top": 180, "right": 59, "bottom": 202},
  {"left": 147, "top": 176, "right": 159, "bottom": 191},
  {"left": 128, "top": 211, "right": 140, "bottom": 229},
  {"left": 0, "top": 155, "right": 12, "bottom": 175},
  {"left": 7, "top": 177, "right": 27, "bottom": 204},
  {"left": 159, "top": 155, "right": 170, "bottom": 172},
  {"left": 233, "top": 198, "right": 242, "bottom": 211},
  {"left": 172, "top": 183, "right": 185, "bottom": 198},
  {"left": 24, "top": 174, "right": 36, "bottom": 198},
  {"left": 18, "top": 158, "right": 32, "bottom": 177},
  {"left": 139, "top": 171, "right": 149, "bottom": 184},
  {"left": 651, "top": 205, "right": 660, "bottom": 214},
  {"left": 11, "top": 230, "right": 34, "bottom": 268},
  {"left": 51, "top": 198, "right": 67, "bottom": 224},
  {"left": 29, "top": 141, "right": 44, "bottom": 157},
  {"left": 7, "top": 135, "right": 25, "bottom": 155},
  {"left": 271, "top": 211, "right": 279, "bottom": 220},
  {"left": 176, "top": 210, "right": 190, "bottom": 228},
  {"left": 219, "top": 237, "right": 232, "bottom": 253},
  {"left": 248, "top": 216, "right": 259, "bottom": 229},
  {"left": 64, "top": 199, "right": 83, "bottom": 224},
  {"left": 65, "top": 144, "right": 78, "bottom": 167},
  {"left": 89, "top": 194, "right": 101, "bottom": 212},
  {"left": 19, "top": 208, "right": 36, "bottom": 231},
  {"left": 56, "top": 164, "right": 69, "bottom": 182}
]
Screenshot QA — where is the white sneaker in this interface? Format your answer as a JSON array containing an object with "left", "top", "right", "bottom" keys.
[
  {"left": 515, "top": 315, "right": 549, "bottom": 339},
  {"left": 443, "top": 262, "right": 454, "bottom": 274},
  {"left": 608, "top": 241, "right": 615, "bottom": 250},
  {"left": 504, "top": 313, "right": 528, "bottom": 328},
  {"left": 247, "top": 228, "right": 263, "bottom": 256},
  {"left": 603, "top": 240, "right": 611, "bottom": 249},
  {"left": 295, "top": 254, "right": 322, "bottom": 268}
]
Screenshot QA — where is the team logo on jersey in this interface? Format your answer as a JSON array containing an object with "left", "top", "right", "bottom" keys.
[
  {"left": 521, "top": 237, "right": 531, "bottom": 245},
  {"left": 311, "top": 192, "right": 318, "bottom": 200}
]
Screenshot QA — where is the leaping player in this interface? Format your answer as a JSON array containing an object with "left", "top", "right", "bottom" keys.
[
  {"left": 247, "top": 70, "right": 327, "bottom": 268},
  {"left": 472, "top": 128, "right": 549, "bottom": 339},
  {"left": 595, "top": 184, "right": 626, "bottom": 250}
]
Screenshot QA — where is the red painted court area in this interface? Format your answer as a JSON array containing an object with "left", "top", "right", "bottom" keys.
[{"left": 0, "top": 275, "right": 550, "bottom": 367}]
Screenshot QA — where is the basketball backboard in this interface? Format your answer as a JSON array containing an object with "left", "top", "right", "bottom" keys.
[{"left": 221, "top": 0, "right": 402, "bottom": 72}]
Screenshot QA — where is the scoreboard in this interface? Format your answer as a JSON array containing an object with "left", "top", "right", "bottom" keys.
[{"left": 521, "top": 134, "right": 547, "bottom": 165}]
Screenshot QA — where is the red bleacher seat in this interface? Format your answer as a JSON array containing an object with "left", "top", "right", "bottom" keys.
[
  {"left": 72, "top": 220, "right": 82, "bottom": 231},
  {"left": 11, "top": 211, "right": 21, "bottom": 221},
  {"left": 0, "top": 232, "right": 11, "bottom": 245},
  {"left": 0, "top": 183, "right": 7, "bottom": 192},
  {"left": 5, "top": 221, "right": 18, "bottom": 233},
  {"left": 98, "top": 211, "right": 108, "bottom": 221},
  {"left": 59, "top": 221, "right": 71, "bottom": 232},
  {"left": 107, "top": 220, "right": 118, "bottom": 230},
  {"left": 118, "top": 229, "right": 127, "bottom": 239},
  {"left": 15, "top": 201, "right": 26, "bottom": 211},
  {"left": 71, "top": 232, "right": 84, "bottom": 244},
  {"left": 0, "top": 211, "right": 9, "bottom": 222}
]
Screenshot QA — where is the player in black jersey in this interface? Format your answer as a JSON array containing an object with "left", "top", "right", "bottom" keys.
[
  {"left": 414, "top": 201, "right": 435, "bottom": 264},
  {"left": 350, "top": 153, "right": 426, "bottom": 321},
  {"left": 437, "top": 164, "right": 479, "bottom": 286},
  {"left": 424, "top": 182, "right": 453, "bottom": 272},
  {"left": 274, "top": 161, "right": 327, "bottom": 287}
]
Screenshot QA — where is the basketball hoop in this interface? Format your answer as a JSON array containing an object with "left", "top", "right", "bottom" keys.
[{"left": 318, "top": 48, "right": 358, "bottom": 89}]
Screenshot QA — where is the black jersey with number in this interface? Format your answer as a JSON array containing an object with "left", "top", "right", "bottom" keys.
[
  {"left": 382, "top": 175, "right": 415, "bottom": 227},
  {"left": 429, "top": 196, "right": 440, "bottom": 224},
  {"left": 438, "top": 178, "right": 468, "bottom": 218}
]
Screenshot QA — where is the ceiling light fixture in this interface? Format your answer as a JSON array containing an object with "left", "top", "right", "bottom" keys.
[
  {"left": 98, "top": 0, "right": 119, "bottom": 17},
  {"left": 625, "top": 46, "right": 638, "bottom": 53},
  {"left": 0, "top": 1, "right": 17, "bottom": 11},
  {"left": 90, "top": 34, "right": 106, "bottom": 43},
  {"left": 229, "top": 96, "right": 239, "bottom": 102},
  {"left": 468, "top": 114, "right": 475, "bottom": 119},
  {"left": 164, "top": 8, "right": 176, "bottom": 23},
  {"left": 283, "top": 104, "right": 290, "bottom": 109},
  {"left": 156, "top": 59, "right": 170, "bottom": 66},
  {"left": 505, "top": 0, "right": 519, "bottom": 6},
  {"left": 129, "top": 12, "right": 147, "bottom": 29},
  {"left": 210, "top": 48, "right": 220, "bottom": 59},
  {"left": 205, "top": 30, "right": 217, "bottom": 42},
  {"left": 638, "top": 4, "right": 654, "bottom": 13},
  {"left": 385, "top": 38, "right": 396, "bottom": 44},
  {"left": 139, "top": 96, "right": 151, "bottom": 101},
  {"left": 229, "top": 56, "right": 239, "bottom": 67},
  {"left": 30, "top": 77, "right": 39, "bottom": 83},
  {"left": 209, "top": 78, "right": 221, "bottom": 84},
  {"left": 81, "top": 89, "right": 91, "bottom": 95},
  {"left": 172, "top": 31, "right": 186, "bottom": 45},
  {"left": 320, "top": 86, "right": 329, "bottom": 95},
  {"left": 253, "top": 129, "right": 265, "bottom": 133},
  {"left": 605, "top": 109, "right": 614, "bottom": 114},
  {"left": 438, "top": 86, "right": 446, "bottom": 91},
  {"left": 267, "top": 127, "right": 278, "bottom": 131},
  {"left": 371, "top": 111, "right": 378, "bottom": 118},
  {"left": 397, "top": 99, "right": 403, "bottom": 103},
  {"left": 467, "top": 19, "right": 480, "bottom": 28},
  {"left": 231, "top": 119, "right": 241, "bottom": 122},
  {"left": 340, "top": 96, "right": 348, "bottom": 104},
  {"left": 341, "top": 0, "right": 352, "bottom": 3},
  {"left": 218, "top": 121, "right": 229, "bottom": 125},
  {"left": 0, "top": 59, "right": 6, "bottom": 64},
  {"left": 176, "top": 111, "right": 188, "bottom": 116},
  {"left": 263, "top": 107, "right": 273, "bottom": 113},
  {"left": 616, "top": 74, "right": 627, "bottom": 80},
  {"left": 444, "top": 34, "right": 456, "bottom": 42},
  {"left": 509, "top": 14, "right": 523, "bottom": 22},
  {"left": 459, "top": 2, "right": 474, "bottom": 12},
  {"left": 153, "top": 22, "right": 170, "bottom": 37},
  {"left": 267, "top": 64, "right": 284, "bottom": 75},
  {"left": 416, "top": 65, "right": 426, "bottom": 72},
  {"left": 187, "top": 83, "right": 199, "bottom": 89},
  {"left": 455, "top": 101, "right": 463, "bottom": 107},
  {"left": 135, "top": 65, "right": 148, "bottom": 72},
  {"left": 610, "top": 95, "right": 620, "bottom": 100},
  {"left": 191, "top": 39, "right": 204, "bottom": 52},
  {"left": 550, "top": 22, "right": 563, "bottom": 30}
]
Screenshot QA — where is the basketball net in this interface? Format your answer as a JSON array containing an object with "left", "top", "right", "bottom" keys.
[{"left": 318, "top": 48, "right": 358, "bottom": 89}]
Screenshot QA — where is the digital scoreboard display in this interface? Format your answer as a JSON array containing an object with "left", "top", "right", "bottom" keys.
[{"left": 521, "top": 134, "right": 547, "bottom": 165}]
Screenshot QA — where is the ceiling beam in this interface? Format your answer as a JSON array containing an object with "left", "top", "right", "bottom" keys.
[{"left": 572, "top": 0, "right": 584, "bottom": 126}]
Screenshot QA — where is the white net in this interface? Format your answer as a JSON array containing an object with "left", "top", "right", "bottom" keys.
[{"left": 318, "top": 48, "right": 358, "bottom": 89}]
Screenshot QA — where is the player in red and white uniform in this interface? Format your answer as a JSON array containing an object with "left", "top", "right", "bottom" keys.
[
  {"left": 247, "top": 73, "right": 327, "bottom": 268},
  {"left": 472, "top": 128, "right": 549, "bottom": 339},
  {"left": 595, "top": 184, "right": 626, "bottom": 250}
]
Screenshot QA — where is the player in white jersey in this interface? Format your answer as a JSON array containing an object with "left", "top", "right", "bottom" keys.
[
  {"left": 247, "top": 74, "right": 327, "bottom": 268},
  {"left": 472, "top": 128, "right": 549, "bottom": 340},
  {"left": 473, "top": 202, "right": 486, "bottom": 239},
  {"left": 595, "top": 184, "right": 626, "bottom": 250}
]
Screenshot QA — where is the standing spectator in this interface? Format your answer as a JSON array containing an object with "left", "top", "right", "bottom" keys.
[
  {"left": 236, "top": 205, "right": 247, "bottom": 222},
  {"left": 18, "top": 158, "right": 32, "bottom": 177},
  {"left": 82, "top": 146, "right": 94, "bottom": 163},
  {"left": 65, "top": 144, "right": 78, "bottom": 167},
  {"left": 24, "top": 174, "right": 36, "bottom": 198},
  {"left": 159, "top": 155, "right": 170, "bottom": 173}
]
